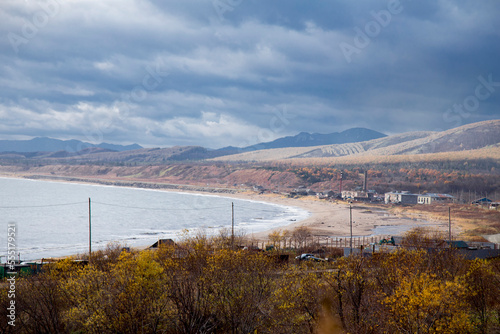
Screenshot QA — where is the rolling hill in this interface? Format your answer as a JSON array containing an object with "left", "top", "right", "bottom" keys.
[
  {"left": 211, "top": 128, "right": 387, "bottom": 156},
  {"left": 212, "top": 120, "right": 500, "bottom": 162},
  {"left": 238, "top": 127, "right": 387, "bottom": 151}
]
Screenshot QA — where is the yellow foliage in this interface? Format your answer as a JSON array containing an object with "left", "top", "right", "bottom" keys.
[
  {"left": 8, "top": 235, "right": 500, "bottom": 333},
  {"left": 384, "top": 273, "right": 473, "bottom": 333}
]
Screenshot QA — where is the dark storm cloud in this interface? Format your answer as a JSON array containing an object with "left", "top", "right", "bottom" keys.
[{"left": 0, "top": 0, "right": 499, "bottom": 147}]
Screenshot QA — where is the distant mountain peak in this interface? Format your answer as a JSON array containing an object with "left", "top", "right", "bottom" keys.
[
  {"left": 211, "top": 120, "right": 500, "bottom": 162},
  {"left": 0, "top": 137, "right": 142, "bottom": 153},
  {"left": 240, "top": 127, "right": 387, "bottom": 151}
]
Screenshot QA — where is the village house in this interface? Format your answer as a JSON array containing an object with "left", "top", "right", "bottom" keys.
[
  {"left": 341, "top": 190, "right": 361, "bottom": 200},
  {"left": 317, "top": 190, "right": 336, "bottom": 199},
  {"left": 472, "top": 197, "right": 492, "bottom": 206},
  {"left": 342, "top": 190, "right": 377, "bottom": 202},
  {"left": 384, "top": 191, "right": 419, "bottom": 205},
  {"left": 417, "top": 193, "right": 455, "bottom": 204}
]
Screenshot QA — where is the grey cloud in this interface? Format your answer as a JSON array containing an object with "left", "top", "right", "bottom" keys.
[{"left": 0, "top": 0, "right": 499, "bottom": 148}]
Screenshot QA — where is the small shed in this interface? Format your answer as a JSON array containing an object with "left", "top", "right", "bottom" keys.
[
  {"left": 472, "top": 198, "right": 492, "bottom": 206},
  {"left": 489, "top": 202, "right": 500, "bottom": 210},
  {"left": 150, "top": 239, "right": 175, "bottom": 248},
  {"left": 446, "top": 240, "right": 469, "bottom": 249}
]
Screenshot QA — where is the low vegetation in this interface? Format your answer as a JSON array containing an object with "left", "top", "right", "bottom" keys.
[
  {"left": 390, "top": 203, "right": 500, "bottom": 239},
  {"left": 2, "top": 230, "right": 500, "bottom": 334},
  {"left": 1, "top": 155, "right": 499, "bottom": 197}
]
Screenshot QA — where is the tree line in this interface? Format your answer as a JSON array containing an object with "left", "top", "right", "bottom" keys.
[
  {"left": 287, "top": 165, "right": 499, "bottom": 198},
  {"left": 1, "top": 230, "right": 500, "bottom": 333}
]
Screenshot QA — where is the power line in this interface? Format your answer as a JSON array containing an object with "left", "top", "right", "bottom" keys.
[
  {"left": 0, "top": 201, "right": 87, "bottom": 209},
  {"left": 92, "top": 200, "right": 228, "bottom": 211},
  {"left": 0, "top": 200, "right": 282, "bottom": 213}
]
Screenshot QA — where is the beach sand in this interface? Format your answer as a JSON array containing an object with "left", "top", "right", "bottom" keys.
[{"left": 208, "top": 191, "right": 452, "bottom": 242}]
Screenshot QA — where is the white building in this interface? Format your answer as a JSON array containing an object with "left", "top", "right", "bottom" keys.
[{"left": 417, "top": 193, "right": 454, "bottom": 205}]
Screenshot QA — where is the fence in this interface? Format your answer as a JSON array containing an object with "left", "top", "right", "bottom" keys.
[{"left": 251, "top": 235, "right": 391, "bottom": 250}]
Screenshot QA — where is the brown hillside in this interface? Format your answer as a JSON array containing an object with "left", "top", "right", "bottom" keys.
[
  {"left": 213, "top": 120, "right": 500, "bottom": 162},
  {"left": 0, "top": 164, "right": 304, "bottom": 190}
]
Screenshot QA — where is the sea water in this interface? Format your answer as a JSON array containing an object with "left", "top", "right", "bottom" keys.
[{"left": 0, "top": 177, "right": 309, "bottom": 261}]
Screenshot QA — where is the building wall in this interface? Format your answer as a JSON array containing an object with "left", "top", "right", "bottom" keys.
[
  {"left": 418, "top": 196, "right": 432, "bottom": 204},
  {"left": 418, "top": 194, "right": 454, "bottom": 205},
  {"left": 385, "top": 192, "right": 400, "bottom": 204},
  {"left": 400, "top": 194, "right": 418, "bottom": 205},
  {"left": 385, "top": 192, "right": 418, "bottom": 204}
]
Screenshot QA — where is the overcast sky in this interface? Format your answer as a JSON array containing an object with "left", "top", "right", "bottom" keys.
[{"left": 1, "top": 0, "right": 499, "bottom": 148}]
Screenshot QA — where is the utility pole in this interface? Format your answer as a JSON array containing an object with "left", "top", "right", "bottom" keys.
[
  {"left": 231, "top": 202, "right": 234, "bottom": 250},
  {"left": 448, "top": 207, "right": 451, "bottom": 242},
  {"left": 349, "top": 205, "right": 353, "bottom": 253},
  {"left": 89, "top": 197, "right": 92, "bottom": 262},
  {"left": 339, "top": 172, "right": 343, "bottom": 195}
]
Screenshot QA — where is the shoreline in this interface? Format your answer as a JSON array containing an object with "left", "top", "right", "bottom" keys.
[{"left": 1, "top": 173, "right": 451, "bottom": 244}]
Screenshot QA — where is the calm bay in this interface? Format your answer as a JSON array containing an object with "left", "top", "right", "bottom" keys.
[{"left": 0, "top": 177, "right": 309, "bottom": 261}]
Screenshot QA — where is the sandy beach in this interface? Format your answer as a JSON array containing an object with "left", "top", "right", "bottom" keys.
[{"left": 202, "top": 191, "right": 452, "bottom": 242}]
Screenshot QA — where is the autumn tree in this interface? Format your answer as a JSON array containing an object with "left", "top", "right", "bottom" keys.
[
  {"left": 383, "top": 273, "right": 473, "bottom": 333},
  {"left": 271, "top": 267, "right": 327, "bottom": 333},
  {"left": 62, "top": 251, "right": 173, "bottom": 333},
  {"left": 464, "top": 259, "right": 500, "bottom": 333},
  {"left": 15, "top": 274, "right": 67, "bottom": 334},
  {"left": 292, "top": 226, "right": 312, "bottom": 249},
  {"left": 268, "top": 229, "right": 286, "bottom": 252},
  {"left": 325, "top": 255, "right": 377, "bottom": 333},
  {"left": 0, "top": 284, "right": 17, "bottom": 333},
  {"left": 160, "top": 237, "right": 222, "bottom": 334},
  {"left": 202, "top": 250, "right": 275, "bottom": 333}
]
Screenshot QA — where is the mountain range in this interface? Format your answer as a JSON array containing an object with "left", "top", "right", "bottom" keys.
[
  {"left": 0, "top": 121, "right": 498, "bottom": 163},
  {"left": 0, "top": 128, "right": 386, "bottom": 159},
  {"left": 0, "top": 137, "right": 142, "bottom": 153},
  {"left": 219, "top": 128, "right": 387, "bottom": 153},
  {"left": 213, "top": 120, "right": 500, "bottom": 162}
]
